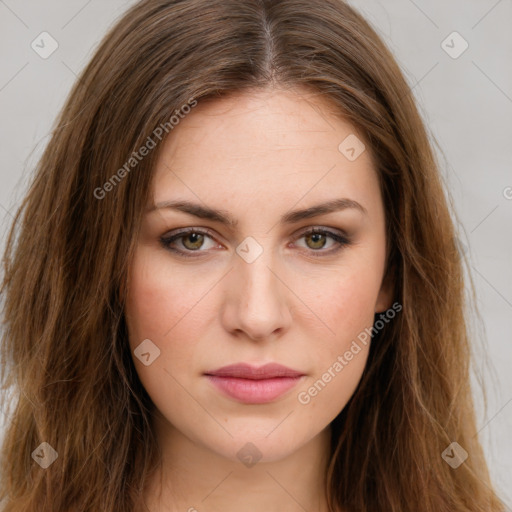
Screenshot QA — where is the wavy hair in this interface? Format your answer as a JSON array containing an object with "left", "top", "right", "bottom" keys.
[{"left": 0, "top": 0, "right": 505, "bottom": 510}]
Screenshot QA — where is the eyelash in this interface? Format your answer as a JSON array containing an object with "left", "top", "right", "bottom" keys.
[{"left": 159, "top": 227, "right": 351, "bottom": 259}]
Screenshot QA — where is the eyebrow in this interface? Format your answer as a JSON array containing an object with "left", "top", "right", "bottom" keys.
[{"left": 147, "top": 198, "right": 367, "bottom": 227}]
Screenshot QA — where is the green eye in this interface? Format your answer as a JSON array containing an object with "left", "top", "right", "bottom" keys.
[
  {"left": 160, "top": 227, "right": 351, "bottom": 258},
  {"left": 294, "top": 228, "right": 351, "bottom": 256}
]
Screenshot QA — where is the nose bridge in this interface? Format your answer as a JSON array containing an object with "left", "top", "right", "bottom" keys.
[
  {"left": 222, "top": 235, "right": 291, "bottom": 340},
  {"left": 237, "top": 236, "right": 282, "bottom": 307}
]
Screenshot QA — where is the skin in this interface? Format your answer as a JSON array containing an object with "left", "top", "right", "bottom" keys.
[{"left": 125, "top": 86, "right": 393, "bottom": 512}]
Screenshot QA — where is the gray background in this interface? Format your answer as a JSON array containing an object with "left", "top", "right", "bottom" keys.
[{"left": 0, "top": 0, "right": 511, "bottom": 507}]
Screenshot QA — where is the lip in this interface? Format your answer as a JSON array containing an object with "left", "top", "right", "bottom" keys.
[{"left": 204, "top": 363, "right": 305, "bottom": 404}]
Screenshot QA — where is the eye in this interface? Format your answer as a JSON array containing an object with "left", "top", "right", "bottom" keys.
[
  {"left": 160, "top": 228, "right": 219, "bottom": 257},
  {"left": 160, "top": 227, "right": 351, "bottom": 258},
  {"left": 292, "top": 227, "right": 351, "bottom": 257}
]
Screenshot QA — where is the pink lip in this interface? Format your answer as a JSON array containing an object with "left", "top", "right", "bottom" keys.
[{"left": 204, "top": 363, "right": 305, "bottom": 404}]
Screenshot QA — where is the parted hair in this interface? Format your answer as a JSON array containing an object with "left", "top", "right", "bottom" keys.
[{"left": 0, "top": 0, "right": 505, "bottom": 511}]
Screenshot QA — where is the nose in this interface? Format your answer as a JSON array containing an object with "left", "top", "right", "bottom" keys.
[{"left": 220, "top": 246, "right": 292, "bottom": 342}]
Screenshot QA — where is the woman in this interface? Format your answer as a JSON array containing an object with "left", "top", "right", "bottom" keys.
[{"left": 0, "top": 0, "right": 506, "bottom": 511}]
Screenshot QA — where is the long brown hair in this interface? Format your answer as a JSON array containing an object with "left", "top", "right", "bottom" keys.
[{"left": 0, "top": 0, "right": 506, "bottom": 510}]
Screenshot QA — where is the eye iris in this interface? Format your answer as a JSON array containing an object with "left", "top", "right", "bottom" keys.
[
  {"left": 182, "top": 232, "right": 204, "bottom": 250},
  {"left": 305, "top": 232, "right": 326, "bottom": 250}
]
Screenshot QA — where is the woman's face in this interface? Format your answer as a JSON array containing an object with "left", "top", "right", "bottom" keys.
[{"left": 125, "top": 87, "right": 392, "bottom": 463}]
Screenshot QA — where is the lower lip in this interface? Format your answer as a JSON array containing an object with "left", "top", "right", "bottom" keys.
[{"left": 205, "top": 375, "right": 304, "bottom": 404}]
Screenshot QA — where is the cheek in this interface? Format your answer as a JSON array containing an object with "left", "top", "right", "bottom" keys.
[
  {"left": 291, "top": 251, "right": 382, "bottom": 412},
  {"left": 300, "top": 261, "right": 381, "bottom": 346},
  {"left": 125, "top": 246, "right": 231, "bottom": 375},
  {"left": 125, "top": 247, "right": 200, "bottom": 341},
  {"left": 338, "top": 275, "right": 377, "bottom": 330},
  {"left": 294, "top": 272, "right": 376, "bottom": 418},
  {"left": 124, "top": 249, "right": 207, "bottom": 407},
  {"left": 297, "top": 347, "right": 369, "bottom": 419}
]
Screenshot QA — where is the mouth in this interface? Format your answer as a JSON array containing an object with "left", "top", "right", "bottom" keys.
[{"left": 204, "top": 362, "right": 305, "bottom": 404}]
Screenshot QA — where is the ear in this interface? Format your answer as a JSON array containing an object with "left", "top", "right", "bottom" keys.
[{"left": 375, "top": 264, "right": 395, "bottom": 314}]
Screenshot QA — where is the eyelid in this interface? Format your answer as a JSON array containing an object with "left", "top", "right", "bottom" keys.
[
  {"left": 160, "top": 227, "right": 222, "bottom": 253},
  {"left": 292, "top": 227, "right": 351, "bottom": 257},
  {"left": 294, "top": 225, "right": 349, "bottom": 239},
  {"left": 159, "top": 226, "right": 351, "bottom": 258}
]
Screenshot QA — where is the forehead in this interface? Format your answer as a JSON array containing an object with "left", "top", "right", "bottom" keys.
[{"left": 150, "top": 87, "right": 381, "bottom": 220}]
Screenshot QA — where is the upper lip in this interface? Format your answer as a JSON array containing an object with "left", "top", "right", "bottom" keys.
[{"left": 205, "top": 363, "right": 304, "bottom": 380}]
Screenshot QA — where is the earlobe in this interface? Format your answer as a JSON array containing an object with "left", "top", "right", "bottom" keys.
[{"left": 375, "top": 265, "right": 395, "bottom": 314}]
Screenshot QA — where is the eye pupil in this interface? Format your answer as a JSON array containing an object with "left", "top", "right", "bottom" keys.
[
  {"left": 183, "top": 232, "right": 204, "bottom": 250},
  {"left": 306, "top": 232, "right": 326, "bottom": 249},
  {"left": 162, "top": 228, "right": 347, "bottom": 258}
]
